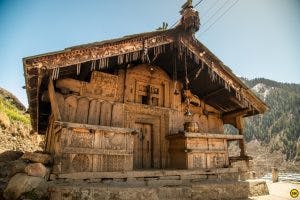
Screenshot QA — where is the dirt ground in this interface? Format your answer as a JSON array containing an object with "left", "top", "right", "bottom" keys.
[{"left": 250, "top": 180, "right": 300, "bottom": 200}]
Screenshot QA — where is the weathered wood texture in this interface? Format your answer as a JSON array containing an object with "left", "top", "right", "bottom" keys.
[
  {"left": 51, "top": 125, "right": 135, "bottom": 174},
  {"left": 45, "top": 64, "right": 238, "bottom": 173},
  {"left": 167, "top": 133, "right": 234, "bottom": 169}
]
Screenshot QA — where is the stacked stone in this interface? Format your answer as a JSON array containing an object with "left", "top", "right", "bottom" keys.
[{"left": 1, "top": 151, "right": 52, "bottom": 200}]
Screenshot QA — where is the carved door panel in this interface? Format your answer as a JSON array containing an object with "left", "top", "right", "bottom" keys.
[{"left": 133, "top": 123, "right": 152, "bottom": 169}]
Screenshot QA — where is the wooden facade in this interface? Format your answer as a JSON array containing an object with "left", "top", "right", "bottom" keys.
[{"left": 23, "top": 2, "right": 267, "bottom": 176}]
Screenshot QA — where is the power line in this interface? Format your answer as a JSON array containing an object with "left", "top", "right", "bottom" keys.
[
  {"left": 194, "top": 0, "right": 205, "bottom": 8},
  {"left": 201, "top": 0, "right": 221, "bottom": 19},
  {"left": 199, "top": 0, "right": 240, "bottom": 36},
  {"left": 201, "top": 0, "right": 232, "bottom": 27},
  {"left": 170, "top": 0, "right": 205, "bottom": 28}
]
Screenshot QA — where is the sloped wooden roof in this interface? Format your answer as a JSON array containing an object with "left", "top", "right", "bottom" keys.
[{"left": 23, "top": 25, "right": 267, "bottom": 134}]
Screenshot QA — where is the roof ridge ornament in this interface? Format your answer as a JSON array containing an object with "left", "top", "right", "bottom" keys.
[{"left": 178, "top": 0, "right": 200, "bottom": 34}]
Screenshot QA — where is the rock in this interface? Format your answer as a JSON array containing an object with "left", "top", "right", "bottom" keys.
[
  {"left": 0, "top": 159, "right": 27, "bottom": 179},
  {"left": 0, "top": 162, "right": 10, "bottom": 178},
  {"left": 21, "top": 152, "right": 52, "bottom": 165},
  {"left": 0, "top": 150, "right": 23, "bottom": 162},
  {"left": 3, "top": 173, "right": 47, "bottom": 200},
  {"left": 9, "top": 159, "right": 28, "bottom": 177},
  {"left": 24, "top": 163, "right": 49, "bottom": 178}
]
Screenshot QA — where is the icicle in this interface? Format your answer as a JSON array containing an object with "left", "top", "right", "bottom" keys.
[
  {"left": 133, "top": 51, "right": 139, "bottom": 61},
  {"left": 76, "top": 63, "right": 81, "bottom": 75},
  {"left": 51, "top": 68, "right": 56, "bottom": 80},
  {"left": 91, "top": 60, "right": 96, "bottom": 71},
  {"left": 105, "top": 57, "right": 109, "bottom": 68},
  {"left": 51, "top": 69, "right": 54, "bottom": 80},
  {"left": 55, "top": 68, "right": 59, "bottom": 79},
  {"left": 98, "top": 58, "right": 101, "bottom": 70}
]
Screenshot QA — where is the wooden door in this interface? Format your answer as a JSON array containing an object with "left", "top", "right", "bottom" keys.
[{"left": 133, "top": 123, "right": 153, "bottom": 169}]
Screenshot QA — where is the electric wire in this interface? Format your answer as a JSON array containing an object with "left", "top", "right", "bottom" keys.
[
  {"left": 199, "top": 0, "right": 240, "bottom": 36},
  {"left": 201, "top": 0, "right": 221, "bottom": 19},
  {"left": 201, "top": 0, "right": 232, "bottom": 27}
]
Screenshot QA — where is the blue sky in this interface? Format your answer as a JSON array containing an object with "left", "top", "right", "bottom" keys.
[{"left": 0, "top": 0, "right": 299, "bottom": 106}]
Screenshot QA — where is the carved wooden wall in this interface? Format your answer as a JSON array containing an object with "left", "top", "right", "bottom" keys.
[{"left": 46, "top": 64, "right": 229, "bottom": 172}]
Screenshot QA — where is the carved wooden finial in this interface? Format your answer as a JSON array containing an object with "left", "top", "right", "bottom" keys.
[
  {"left": 181, "top": 0, "right": 193, "bottom": 11},
  {"left": 179, "top": 0, "right": 200, "bottom": 34}
]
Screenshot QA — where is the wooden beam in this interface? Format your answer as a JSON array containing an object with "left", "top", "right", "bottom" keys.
[
  {"left": 203, "top": 87, "right": 225, "bottom": 100},
  {"left": 48, "top": 79, "right": 61, "bottom": 121},
  {"left": 222, "top": 108, "right": 249, "bottom": 119},
  {"left": 54, "top": 121, "right": 137, "bottom": 134},
  {"left": 56, "top": 168, "right": 239, "bottom": 179}
]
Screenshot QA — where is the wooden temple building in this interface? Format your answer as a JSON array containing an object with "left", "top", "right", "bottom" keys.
[{"left": 23, "top": 2, "right": 267, "bottom": 197}]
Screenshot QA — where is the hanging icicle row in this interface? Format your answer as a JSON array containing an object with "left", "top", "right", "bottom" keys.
[
  {"left": 91, "top": 60, "right": 96, "bottom": 71},
  {"left": 132, "top": 51, "right": 140, "bottom": 61},
  {"left": 98, "top": 57, "right": 109, "bottom": 69},
  {"left": 76, "top": 63, "right": 81, "bottom": 75},
  {"left": 117, "top": 54, "right": 124, "bottom": 65},
  {"left": 51, "top": 67, "right": 60, "bottom": 80}
]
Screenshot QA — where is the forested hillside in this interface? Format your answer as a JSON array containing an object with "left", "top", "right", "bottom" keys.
[{"left": 241, "top": 78, "right": 300, "bottom": 160}]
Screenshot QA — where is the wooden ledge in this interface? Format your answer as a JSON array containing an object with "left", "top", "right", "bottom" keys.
[
  {"left": 55, "top": 168, "right": 238, "bottom": 180},
  {"left": 166, "top": 132, "right": 244, "bottom": 140},
  {"left": 54, "top": 121, "right": 137, "bottom": 134}
]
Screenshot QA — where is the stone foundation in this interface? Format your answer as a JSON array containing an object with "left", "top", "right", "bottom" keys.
[{"left": 49, "top": 179, "right": 269, "bottom": 200}]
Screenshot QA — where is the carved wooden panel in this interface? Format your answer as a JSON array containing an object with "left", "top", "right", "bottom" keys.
[
  {"left": 88, "top": 99, "right": 101, "bottom": 125},
  {"left": 208, "top": 139, "right": 225, "bottom": 150},
  {"left": 52, "top": 125, "right": 135, "bottom": 174},
  {"left": 70, "top": 130, "right": 94, "bottom": 148},
  {"left": 81, "top": 71, "right": 118, "bottom": 101},
  {"left": 75, "top": 97, "right": 89, "bottom": 123},
  {"left": 111, "top": 103, "right": 124, "bottom": 127},
  {"left": 187, "top": 138, "right": 208, "bottom": 150},
  {"left": 191, "top": 154, "right": 206, "bottom": 169},
  {"left": 100, "top": 101, "right": 112, "bottom": 126},
  {"left": 63, "top": 96, "right": 77, "bottom": 122},
  {"left": 72, "top": 154, "right": 91, "bottom": 172},
  {"left": 103, "top": 131, "right": 126, "bottom": 150},
  {"left": 207, "top": 153, "right": 226, "bottom": 168}
]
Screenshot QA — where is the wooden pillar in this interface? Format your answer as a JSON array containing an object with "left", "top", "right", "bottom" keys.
[
  {"left": 48, "top": 79, "right": 61, "bottom": 121},
  {"left": 272, "top": 167, "right": 279, "bottom": 182},
  {"left": 236, "top": 116, "right": 246, "bottom": 157}
]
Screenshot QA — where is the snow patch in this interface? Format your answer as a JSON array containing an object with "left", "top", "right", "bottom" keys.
[{"left": 252, "top": 83, "right": 274, "bottom": 100}]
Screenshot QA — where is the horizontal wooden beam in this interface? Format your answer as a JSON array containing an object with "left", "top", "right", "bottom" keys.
[
  {"left": 54, "top": 121, "right": 137, "bottom": 134},
  {"left": 56, "top": 168, "right": 238, "bottom": 179},
  {"left": 166, "top": 132, "right": 244, "bottom": 140},
  {"left": 203, "top": 87, "right": 225, "bottom": 100},
  {"left": 63, "top": 147, "right": 132, "bottom": 156},
  {"left": 222, "top": 108, "right": 249, "bottom": 119}
]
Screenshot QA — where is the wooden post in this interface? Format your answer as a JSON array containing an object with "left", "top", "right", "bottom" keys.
[
  {"left": 236, "top": 116, "right": 246, "bottom": 157},
  {"left": 272, "top": 167, "right": 279, "bottom": 182},
  {"left": 48, "top": 79, "right": 62, "bottom": 121}
]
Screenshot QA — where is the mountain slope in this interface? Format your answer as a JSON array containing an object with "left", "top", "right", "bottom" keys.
[
  {"left": 0, "top": 87, "right": 44, "bottom": 153},
  {"left": 241, "top": 78, "right": 300, "bottom": 160}
]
